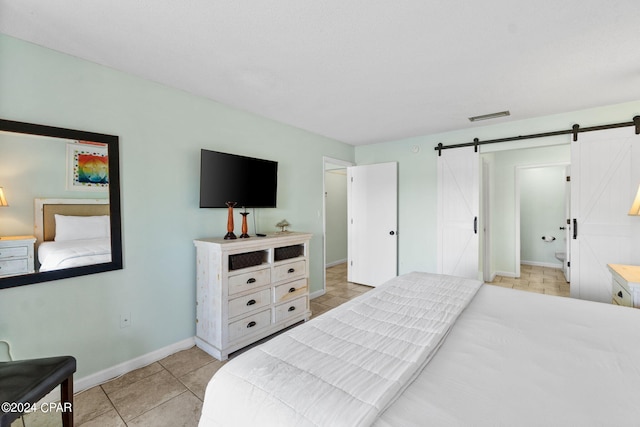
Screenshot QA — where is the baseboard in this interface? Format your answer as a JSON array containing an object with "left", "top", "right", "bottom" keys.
[
  {"left": 310, "top": 288, "right": 325, "bottom": 299},
  {"left": 494, "top": 271, "right": 517, "bottom": 278},
  {"left": 325, "top": 259, "right": 347, "bottom": 268},
  {"left": 40, "top": 337, "right": 195, "bottom": 404},
  {"left": 521, "top": 260, "right": 563, "bottom": 269}
]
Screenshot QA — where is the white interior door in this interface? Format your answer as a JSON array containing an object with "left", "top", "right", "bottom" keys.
[
  {"left": 347, "top": 162, "right": 398, "bottom": 287},
  {"left": 437, "top": 147, "right": 480, "bottom": 279},
  {"left": 570, "top": 127, "right": 640, "bottom": 302},
  {"left": 563, "top": 165, "right": 571, "bottom": 282}
]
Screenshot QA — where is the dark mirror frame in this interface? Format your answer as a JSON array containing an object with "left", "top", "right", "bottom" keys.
[{"left": 0, "top": 118, "right": 123, "bottom": 290}]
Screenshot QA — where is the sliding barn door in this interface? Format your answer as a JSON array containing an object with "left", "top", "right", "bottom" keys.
[
  {"left": 347, "top": 162, "right": 398, "bottom": 287},
  {"left": 570, "top": 127, "right": 640, "bottom": 302},
  {"left": 437, "top": 147, "right": 480, "bottom": 279}
]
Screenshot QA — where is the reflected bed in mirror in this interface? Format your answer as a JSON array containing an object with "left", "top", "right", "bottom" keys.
[{"left": 0, "top": 119, "right": 122, "bottom": 290}]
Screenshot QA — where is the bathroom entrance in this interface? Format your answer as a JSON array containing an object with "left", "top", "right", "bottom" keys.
[{"left": 516, "top": 163, "right": 570, "bottom": 282}]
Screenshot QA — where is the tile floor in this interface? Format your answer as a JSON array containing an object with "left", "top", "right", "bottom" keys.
[
  {"left": 485, "top": 264, "right": 570, "bottom": 297},
  {"left": 14, "top": 263, "right": 371, "bottom": 427}
]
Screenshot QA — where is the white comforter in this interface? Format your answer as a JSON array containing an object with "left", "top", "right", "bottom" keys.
[
  {"left": 375, "top": 283, "right": 640, "bottom": 426},
  {"left": 38, "top": 238, "right": 111, "bottom": 271},
  {"left": 199, "top": 272, "right": 482, "bottom": 427}
]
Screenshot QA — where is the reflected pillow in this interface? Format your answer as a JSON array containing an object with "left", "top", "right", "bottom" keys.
[{"left": 54, "top": 214, "right": 110, "bottom": 241}]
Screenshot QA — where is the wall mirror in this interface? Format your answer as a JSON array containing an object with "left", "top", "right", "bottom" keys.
[{"left": 0, "top": 119, "right": 122, "bottom": 290}]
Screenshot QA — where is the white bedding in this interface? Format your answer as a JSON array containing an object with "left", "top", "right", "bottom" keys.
[
  {"left": 199, "top": 273, "right": 640, "bottom": 426},
  {"left": 376, "top": 284, "right": 640, "bottom": 426},
  {"left": 199, "top": 272, "right": 482, "bottom": 426},
  {"left": 38, "top": 238, "right": 111, "bottom": 271}
]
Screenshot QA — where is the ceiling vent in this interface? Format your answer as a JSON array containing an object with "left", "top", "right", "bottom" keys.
[{"left": 468, "top": 110, "right": 510, "bottom": 122}]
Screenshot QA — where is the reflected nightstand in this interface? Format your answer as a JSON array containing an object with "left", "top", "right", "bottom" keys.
[{"left": 0, "top": 235, "right": 36, "bottom": 277}]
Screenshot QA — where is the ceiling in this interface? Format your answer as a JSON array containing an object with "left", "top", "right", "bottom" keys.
[{"left": 1, "top": 0, "right": 640, "bottom": 146}]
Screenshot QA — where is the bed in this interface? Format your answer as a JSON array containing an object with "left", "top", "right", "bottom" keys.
[
  {"left": 199, "top": 271, "right": 640, "bottom": 426},
  {"left": 34, "top": 198, "right": 112, "bottom": 271}
]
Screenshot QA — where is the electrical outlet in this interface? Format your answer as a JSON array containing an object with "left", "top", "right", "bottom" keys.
[{"left": 120, "top": 313, "right": 131, "bottom": 328}]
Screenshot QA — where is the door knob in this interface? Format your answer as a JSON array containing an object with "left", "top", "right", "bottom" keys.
[{"left": 389, "top": 231, "right": 395, "bottom": 235}]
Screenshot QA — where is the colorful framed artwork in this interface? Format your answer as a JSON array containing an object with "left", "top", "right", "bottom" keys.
[{"left": 66, "top": 141, "right": 109, "bottom": 191}]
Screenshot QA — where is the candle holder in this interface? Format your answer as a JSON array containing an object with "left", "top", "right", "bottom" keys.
[
  {"left": 240, "top": 211, "right": 250, "bottom": 238},
  {"left": 224, "top": 201, "right": 237, "bottom": 240}
]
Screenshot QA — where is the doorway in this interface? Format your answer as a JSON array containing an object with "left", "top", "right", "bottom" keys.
[
  {"left": 322, "top": 157, "right": 353, "bottom": 296},
  {"left": 515, "top": 163, "right": 569, "bottom": 279}
]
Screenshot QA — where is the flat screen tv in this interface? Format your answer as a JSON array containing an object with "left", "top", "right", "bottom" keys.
[{"left": 199, "top": 149, "right": 278, "bottom": 208}]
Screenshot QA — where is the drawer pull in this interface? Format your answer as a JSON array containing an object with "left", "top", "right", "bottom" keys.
[
  {"left": 288, "top": 306, "right": 296, "bottom": 312},
  {"left": 246, "top": 299, "right": 256, "bottom": 306},
  {"left": 246, "top": 278, "right": 256, "bottom": 284},
  {"left": 288, "top": 287, "right": 296, "bottom": 293},
  {"left": 288, "top": 268, "right": 295, "bottom": 274},
  {"left": 618, "top": 291, "right": 624, "bottom": 298},
  {"left": 247, "top": 321, "right": 257, "bottom": 328}
]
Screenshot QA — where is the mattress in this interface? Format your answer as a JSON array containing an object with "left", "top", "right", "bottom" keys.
[{"left": 199, "top": 272, "right": 640, "bottom": 426}]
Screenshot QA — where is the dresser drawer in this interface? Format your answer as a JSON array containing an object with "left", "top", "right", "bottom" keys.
[
  {"left": 612, "top": 279, "right": 633, "bottom": 307},
  {"left": 0, "top": 258, "right": 29, "bottom": 276},
  {"left": 274, "top": 278, "right": 308, "bottom": 304},
  {"left": 228, "top": 309, "right": 271, "bottom": 342},
  {"left": 228, "top": 268, "right": 271, "bottom": 295},
  {"left": 0, "top": 245, "right": 29, "bottom": 260},
  {"left": 229, "top": 289, "right": 271, "bottom": 319},
  {"left": 273, "top": 260, "right": 306, "bottom": 283},
  {"left": 274, "top": 296, "right": 308, "bottom": 323}
]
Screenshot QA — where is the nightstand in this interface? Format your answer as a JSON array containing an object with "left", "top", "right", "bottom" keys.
[
  {"left": 608, "top": 264, "right": 640, "bottom": 308},
  {"left": 0, "top": 236, "right": 36, "bottom": 277}
]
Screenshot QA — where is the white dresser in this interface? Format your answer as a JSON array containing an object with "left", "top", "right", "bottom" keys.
[
  {"left": 0, "top": 236, "right": 36, "bottom": 277},
  {"left": 194, "top": 232, "right": 312, "bottom": 360},
  {"left": 608, "top": 264, "right": 640, "bottom": 309}
]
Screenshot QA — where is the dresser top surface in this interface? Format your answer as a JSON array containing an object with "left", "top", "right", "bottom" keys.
[
  {"left": 608, "top": 264, "right": 640, "bottom": 284},
  {"left": 195, "top": 232, "right": 312, "bottom": 247}
]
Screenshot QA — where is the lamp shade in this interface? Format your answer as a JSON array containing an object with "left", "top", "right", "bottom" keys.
[
  {"left": 629, "top": 184, "right": 640, "bottom": 216},
  {"left": 0, "top": 187, "right": 7, "bottom": 207}
]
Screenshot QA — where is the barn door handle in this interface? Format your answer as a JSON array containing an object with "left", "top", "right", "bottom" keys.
[
  {"left": 473, "top": 217, "right": 478, "bottom": 234},
  {"left": 573, "top": 219, "right": 578, "bottom": 239}
]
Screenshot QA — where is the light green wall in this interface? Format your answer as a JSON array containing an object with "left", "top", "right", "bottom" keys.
[
  {"left": 0, "top": 34, "right": 354, "bottom": 378},
  {"left": 324, "top": 170, "right": 348, "bottom": 265},
  {"left": 355, "top": 100, "right": 640, "bottom": 277}
]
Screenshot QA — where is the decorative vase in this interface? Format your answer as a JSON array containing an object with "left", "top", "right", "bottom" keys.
[
  {"left": 240, "top": 212, "right": 250, "bottom": 238},
  {"left": 224, "top": 201, "right": 237, "bottom": 240}
]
